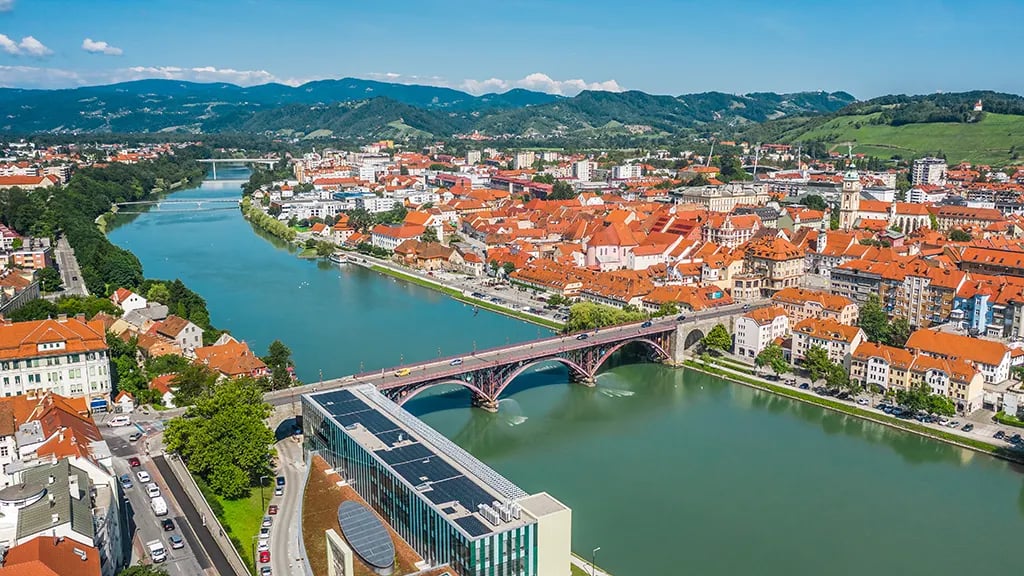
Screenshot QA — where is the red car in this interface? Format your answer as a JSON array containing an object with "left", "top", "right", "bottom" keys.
[
  {"left": 259, "top": 550, "right": 270, "bottom": 564},
  {"left": 128, "top": 457, "right": 141, "bottom": 468},
  {"left": 267, "top": 504, "right": 278, "bottom": 515}
]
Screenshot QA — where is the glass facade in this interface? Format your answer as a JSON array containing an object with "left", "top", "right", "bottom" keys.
[{"left": 303, "top": 394, "right": 539, "bottom": 576}]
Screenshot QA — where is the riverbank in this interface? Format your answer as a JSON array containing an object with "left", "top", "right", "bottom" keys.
[
  {"left": 363, "top": 262, "right": 564, "bottom": 331},
  {"left": 684, "top": 357, "right": 1024, "bottom": 465}
]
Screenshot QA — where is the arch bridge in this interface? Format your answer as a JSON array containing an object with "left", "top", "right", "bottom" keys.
[{"left": 319, "top": 312, "right": 744, "bottom": 412}]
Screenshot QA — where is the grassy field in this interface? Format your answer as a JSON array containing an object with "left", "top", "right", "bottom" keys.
[
  {"left": 215, "top": 489, "right": 266, "bottom": 568},
  {"left": 794, "top": 112, "right": 1024, "bottom": 165}
]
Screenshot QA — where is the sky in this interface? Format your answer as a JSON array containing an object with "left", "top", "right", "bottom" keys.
[{"left": 1, "top": 0, "right": 1022, "bottom": 98}]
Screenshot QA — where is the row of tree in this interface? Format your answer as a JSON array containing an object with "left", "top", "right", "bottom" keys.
[{"left": 858, "top": 294, "right": 911, "bottom": 348}]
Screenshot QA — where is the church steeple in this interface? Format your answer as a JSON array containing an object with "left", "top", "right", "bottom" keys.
[{"left": 838, "top": 145, "right": 861, "bottom": 230}]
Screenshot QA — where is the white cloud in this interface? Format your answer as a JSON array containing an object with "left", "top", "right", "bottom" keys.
[
  {"left": 0, "top": 65, "right": 83, "bottom": 88},
  {"left": 369, "top": 71, "right": 623, "bottom": 96},
  {"left": 123, "top": 66, "right": 278, "bottom": 85},
  {"left": 82, "top": 38, "right": 123, "bottom": 56},
  {"left": 0, "top": 0, "right": 14, "bottom": 12},
  {"left": 0, "top": 34, "right": 52, "bottom": 57},
  {"left": 0, "top": 65, "right": 285, "bottom": 89}
]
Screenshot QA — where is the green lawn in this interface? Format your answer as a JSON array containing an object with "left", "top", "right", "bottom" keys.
[
  {"left": 571, "top": 565, "right": 590, "bottom": 576},
  {"left": 215, "top": 488, "right": 267, "bottom": 569},
  {"left": 297, "top": 248, "right": 319, "bottom": 259},
  {"left": 795, "top": 111, "right": 1024, "bottom": 165}
]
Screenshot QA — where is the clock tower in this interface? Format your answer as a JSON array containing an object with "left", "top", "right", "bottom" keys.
[{"left": 838, "top": 163, "right": 861, "bottom": 230}]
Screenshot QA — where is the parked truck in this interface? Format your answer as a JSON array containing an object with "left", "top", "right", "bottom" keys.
[
  {"left": 150, "top": 495, "right": 168, "bottom": 516},
  {"left": 147, "top": 540, "right": 167, "bottom": 563}
]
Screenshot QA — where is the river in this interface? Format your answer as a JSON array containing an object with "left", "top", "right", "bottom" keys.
[{"left": 109, "top": 169, "right": 1024, "bottom": 575}]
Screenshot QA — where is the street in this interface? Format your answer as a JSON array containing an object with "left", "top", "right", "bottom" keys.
[
  {"left": 270, "top": 434, "right": 307, "bottom": 576},
  {"left": 102, "top": 421, "right": 225, "bottom": 576},
  {"left": 52, "top": 235, "right": 88, "bottom": 296}
]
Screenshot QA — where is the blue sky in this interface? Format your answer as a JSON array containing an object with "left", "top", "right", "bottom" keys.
[{"left": 1, "top": 0, "right": 1022, "bottom": 97}]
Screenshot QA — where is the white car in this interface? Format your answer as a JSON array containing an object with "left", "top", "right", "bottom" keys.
[
  {"left": 146, "top": 482, "right": 160, "bottom": 498},
  {"left": 137, "top": 470, "right": 151, "bottom": 483},
  {"left": 259, "top": 527, "right": 270, "bottom": 541},
  {"left": 107, "top": 415, "right": 131, "bottom": 427},
  {"left": 257, "top": 541, "right": 270, "bottom": 553}
]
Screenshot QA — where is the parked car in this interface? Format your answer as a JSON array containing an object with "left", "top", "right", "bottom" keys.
[
  {"left": 798, "top": 383, "right": 809, "bottom": 390},
  {"left": 995, "top": 430, "right": 1006, "bottom": 440},
  {"left": 129, "top": 431, "right": 143, "bottom": 442},
  {"left": 262, "top": 516, "right": 273, "bottom": 528},
  {"left": 136, "top": 470, "right": 151, "bottom": 483},
  {"left": 259, "top": 550, "right": 271, "bottom": 563},
  {"left": 856, "top": 398, "right": 869, "bottom": 405},
  {"left": 146, "top": 482, "right": 160, "bottom": 498},
  {"left": 257, "top": 542, "right": 270, "bottom": 553},
  {"left": 259, "top": 527, "right": 271, "bottom": 541},
  {"left": 274, "top": 485, "right": 283, "bottom": 496},
  {"left": 119, "top": 474, "right": 133, "bottom": 490},
  {"left": 576, "top": 333, "right": 588, "bottom": 341},
  {"left": 128, "top": 457, "right": 141, "bottom": 468},
  {"left": 107, "top": 415, "right": 131, "bottom": 427},
  {"left": 449, "top": 358, "right": 463, "bottom": 366},
  {"left": 641, "top": 321, "right": 652, "bottom": 328},
  {"left": 260, "top": 567, "right": 272, "bottom": 576},
  {"left": 962, "top": 423, "right": 975, "bottom": 432},
  {"left": 676, "top": 315, "right": 686, "bottom": 322},
  {"left": 169, "top": 534, "right": 184, "bottom": 549},
  {"left": 276, "top": 476, "right": 285, "bottom": 487},
  {"left": 161, "top": 519, "right": 175, "bottom": 532}
]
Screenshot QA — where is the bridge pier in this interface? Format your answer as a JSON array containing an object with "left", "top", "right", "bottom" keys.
[
  {"left": 471, "top": 393, "right": 499, "bottom": 413},
  {"left": 570, "top": 372, "right": 596, "bottom": 387}
]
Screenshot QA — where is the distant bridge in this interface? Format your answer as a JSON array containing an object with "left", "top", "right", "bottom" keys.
[
  {"left": 197, "top": 157, "right": 281, "bottom": 179},
  {"left": 113, "top": 197, "right": 240, "bottom": 213}
]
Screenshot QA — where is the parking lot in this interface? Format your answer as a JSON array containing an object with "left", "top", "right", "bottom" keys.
[{"left": 102, "top": 421, "right": 211, "bottom": 576}]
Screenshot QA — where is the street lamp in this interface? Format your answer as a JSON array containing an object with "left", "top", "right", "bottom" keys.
[
  {"left": 591, "top": 547, "right": 601, "bottom": 576},
  {"left": 259, "top": 475, "right": 268, "bottom": 512}
]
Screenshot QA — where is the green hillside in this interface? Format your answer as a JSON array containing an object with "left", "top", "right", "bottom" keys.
[{"left": 793, "top": 112, "right": 1024, "bottom": 165}]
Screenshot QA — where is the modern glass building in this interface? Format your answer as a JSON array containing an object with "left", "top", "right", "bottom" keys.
[{"left": 303, "top": 385, "right": 571, "bottom": 576}]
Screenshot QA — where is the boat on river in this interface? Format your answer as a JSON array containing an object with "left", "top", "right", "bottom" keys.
[{"left": 329, "top": 252, "right": 348, "bottom": 264}]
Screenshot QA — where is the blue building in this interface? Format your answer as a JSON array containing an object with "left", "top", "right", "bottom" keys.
[{"left": 303, "top": 386, "right": 571, "bottom": 576}]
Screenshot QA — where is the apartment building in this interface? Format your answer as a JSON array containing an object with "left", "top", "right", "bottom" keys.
[
  {"left": 912, "top": 157, "right": 947, "bottom": 186},
  {"left": 850, "top": 341, "right": 985, "bottom": 412},
  {"left": 0, "top": 316, "right": 110, "bottom": 405},
  {"left": 743, "top": 236, "right": 805, "bottom": 295},
  {"left": 733, "top": 307, "right": 790, "bottom": 358},
  {"left": 905, "top": 329, "right": 1011, "bottom": 385},
  {"left": 771, "top": 287, "right": 858, "bottom": 325},
  {"left": 790, "top": 317, "right": 865, "bottom": 368}
]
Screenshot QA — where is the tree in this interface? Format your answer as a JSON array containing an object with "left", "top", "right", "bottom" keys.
[
  {"left": 858, "top": 294, "right": 890, "bottom": 343},
  {"left": 502, "top": 261, "right": 516, "bottom": 277},
  {"left": 928, "top": 212, "right": 938, "bottom": 230},
  {"left": 701, "top": 324, "right": 732, "bottom": 354},
  {"left": 171, "top": 363, "right": 219, "bottom": 405},
  {"left": 826, "top": 362, "right": 854, "bottom": 393},
  {"left": 37, "top": 267, "right": 63, "bottom": 292},
  {"left": 803, "top": 195, "right": 827, "bottom": 211},
  {"left": 118, "top": 565, "right": 169, "bottom": 576},
  {"left": 263, "top": 340, "right": 294, "bottom": 391},
  {"left": 163, "top": 378, "right": 275, "bottom": 499},
  {"left": 755, "top": 343, "right": 789, "bottom": 376},
  {"left": 146, "top": 282, "right": 171, "bottom": 304},
  {"left": 927, "top": 394, "right": 956, "bottom": 417},
  {"left": 655, "top": 302, "right": 680, "bottom": 317},
  {"left": 546, "top": 294, "right": 566, "bottom": 308},
  {"left": 144, "top": 354, "right": 191, "bottom": 380},
  {"left": 803, "top": 345, "right": 832, "bottom": 382},
  {"left": 895, "top": 383, "right": 931, "bottom": 414},
  {"left": 563, "top": 302, "right": 645, "bottom": 332},
  {"left": 548, "top": 180, "right": 575, "bottom": 200},
  {"left": 948, "top": 229, "right": 972, "bottom": 242},
  {"left": 889, "top": 318, "right": 911, "bottom": 348},
  {"left": 421, "top": 226, "right": 439, "bottom": 244},
  {"left": 489, "top": 260, "right": 500, "bottom": 276}
]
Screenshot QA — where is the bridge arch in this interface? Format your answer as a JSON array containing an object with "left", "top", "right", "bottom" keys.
[
  {"left": 392, "top": 378, "right": 491, "bottom": 406},
  {"left": 684, "top": 328, "right": 705, "bottom": 350},
  {"left": 591, "top": 338, "right": 670, "bottom": 375},
  {"left": 489, "top": 357, "right": 591, "bottom": 402}
]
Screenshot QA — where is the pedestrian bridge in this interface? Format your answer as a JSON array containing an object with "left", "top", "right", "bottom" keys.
[{"left": 297, "top": 308, "right": 752, "bottom": 412}]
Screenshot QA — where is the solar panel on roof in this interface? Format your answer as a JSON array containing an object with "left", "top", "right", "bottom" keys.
[
  {"left": 454, "top": 515, "right": 491, "bottom": 538},
  {"left": 375, "top": 443, "right": 433, "bottom": 466},
  {"left": 337, "top": 501, "right": 395, "bottom": 569}
]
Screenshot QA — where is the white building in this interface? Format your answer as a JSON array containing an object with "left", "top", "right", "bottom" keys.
[
  {"left": 912, "top": 157, "right": 947, "bottom": 186},
  {"left": 790, "top": 317, "right": 865, "bottom": 368},
  {"left": 514, "top": 151, "right": 536, "bottom": 170},
  {"left": 0, "top": 316, "right": 111, "bottom": 402},
  {"left": 357, "top": 195, "right": 397, "bottom": 214},
  {"left": 612, "top": 164, "right": 643, "bottom": 180},
  {"left": 573, "top": 160, "right": 596, "bottom": 182},
  {"left": 466, "top": 150, "right": 482, "bottom": 165},
  {"left": 109, "top": 289, "right": 147, "bottom": 314},
  {"left": 733, "top": 307, "right": 790, "bottom": 359}
]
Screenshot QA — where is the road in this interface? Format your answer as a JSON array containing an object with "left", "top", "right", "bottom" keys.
[
  {"left": 270, "top": 436, "right": 307, "bottom": 576},
  {"left": 103, "top": 423, "right": 210, "bottom": 576},
  {"left": 52, "top": 235, "right": 88, "bottom": 296}
]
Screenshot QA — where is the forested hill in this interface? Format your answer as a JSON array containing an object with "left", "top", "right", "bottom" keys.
[{"left": 0, "top": 77, "right": 854, "bottom": 138}]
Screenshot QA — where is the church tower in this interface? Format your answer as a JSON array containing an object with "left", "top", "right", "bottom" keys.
[{"left": 838, "top": 163, "right": 861, "bottom": 230}]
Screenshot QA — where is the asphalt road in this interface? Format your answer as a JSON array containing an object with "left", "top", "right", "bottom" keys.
[
  {"left": 270, "top": 437, "right": 306, "bottom": 576},
  {"left": 53, "top": 235, "right": 88, "bottom": 296},
  {"left": 104, "top": 424, "right": 208, "bottom": 576}
]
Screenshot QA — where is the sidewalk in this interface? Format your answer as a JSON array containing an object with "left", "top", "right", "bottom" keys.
[{"left": 572, "top": 553, "right": 613, "bottom": 576}]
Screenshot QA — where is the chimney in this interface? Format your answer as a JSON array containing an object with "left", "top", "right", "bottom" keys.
[
  {"left": 74, "top": 313, "right": 85, "bottom": 322},
  {"left": 73, "top": 547, "right": 87, "bottom": 561},
  {"left": 57, "top": 314, "right": 67, "bottom": 322},
  {"left": 69, "top": 475, "right": 79, "bottom": 500}
]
